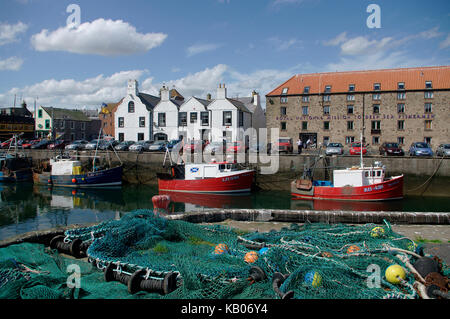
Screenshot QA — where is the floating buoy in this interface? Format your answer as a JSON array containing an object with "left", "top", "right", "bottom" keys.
[
  {"left": 370, "top": 226, "right": 385, "bottom": 238},
  {"left": 304, "top": 271, "right": 323, "bottom": 288},
  {"left": 152, "top": 195, "right": 171, "bottom": 211},
  {"left": 72, "top": 178, "right": 77, "bottom": 183},
  {"left": 258, "top": 247, "right": 269, "bottom": 255},
  {"left": 321, "top": 251, "right": 333, "bottom": 258},
  {"left": 347, "top": 245, "right": 360, "bottom": 254},
  {"left": 244, "top": 251, "right": 259, "bottom": 263},
  {"left": 214, "top": 243, "right": 229, "bottom": 255},
  {"left": 385, "top": 265, "right": 406, "bottom": 284}
]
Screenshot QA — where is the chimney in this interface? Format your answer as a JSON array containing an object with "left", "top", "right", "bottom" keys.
[
  {"left": 252, "top": 90, "right": 259, "bottom": 106},
  {"left": 127, "top": 79, "right": 139, "bottom": 96},
  {"left": 160, "top": 85, "right": 169, "bottom": 101},
  {"left": 206, "top": 93, "right": 212, "bottom": 101},
  {"left": 217, "top": 83, "right": 227, "bottom": 100}
]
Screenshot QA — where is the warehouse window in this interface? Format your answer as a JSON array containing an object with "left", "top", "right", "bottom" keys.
[
  {"left": 347, "top": 105, "right": 354, "bottom": 114},
  {"left": 397, "top": 82, "right": 405, "bottom": 90},
  {"left": 281, "top": 87, "right": 288, "bottom": 95},
  {"left": 373, "top": 83, "right": 381, "bottom": 91},
  {"left": 397, "top": 92, "right": 406, "bottom": 100},
  {"left": 280, "top": 107, "right": 287, "bottom": 116},
  {"left": 303, "top": 87, "right": 310, "bottom": 94},
  {"left": 424, "top": 91, "right": 433, "bottom": 99},
  {"left": 302, "top": 106, "right": 308, "bottom": 115},
  {"left": 373, "top": 104, "right": 380, "bottom": 114},
  {"left": 281, "top": 122, "right": 287, "bottom": 131},
  {"left": 280, "top": 96, "right": 288, "bottom": 103},
  {"left": 397, "top": 103, "right": 405, "bottom": 113},
  {"left": 347, "top": 121, "right": 354, "bottom": 130},
  {"left": 425, "top": 81, "right": 432, "bottom": 89},
  {"left": 348, "top": 84, "right": 355, "bottom": 92},
  {"left": 323, "top": 121, "right": 330, "bottom": 130},
  {"left": 424, "top": 103, "right": 432, "bottom": 113},
  {"left": 372, "top": 93, "right": 381, "bottom": 100},
  {"left": 302, "top": 96, "right": 310, "bottom": 102},
  {"left": 397, "top": 120, "right": 405, "bottom": 130},
  {"left": 302, "top": 121, "right": 308, "bottom": 130},
  {"left": 323, "top": 105, "right": 330, "bottom": 115},
  {"left": 324, "top": 85, "right": 331, "bottom": 93},
  {"left": 425, "top": 120, "right": 432, "bottom": 130},
  {"left": 345, "top": 136, "right": 354, "bottom": 144},
  {"left": 397, "top": 137, "right": 404, "bottom": 145},
  {"left": 347, "top": 94, "right": 355, "bottom": 101}
]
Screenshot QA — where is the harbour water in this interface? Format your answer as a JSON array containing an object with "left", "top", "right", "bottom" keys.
[{"left": 0, "top": 182, "right": 449, "bottom": 241}]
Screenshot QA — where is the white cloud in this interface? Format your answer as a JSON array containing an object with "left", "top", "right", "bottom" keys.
[
  {"left": 323, "top": 32, "right": 347, "bottom": 47},
  {"left": 0, "top": 56, "right": 23, "bottom": 71},
  {"left": 340, "top": 36, "right": 393, "bottom": 56},
  {"left": 0, "top": 21, "right": 28, "bottom": 45},
  {"left": 186, "top": 43, "right": 222, "bottom": 57},
  {"left": 267, "top": 37, "right": 302, "bottom": 51},
  {"left": 440, "top": 34, "right": 450, "bottom": 49},
  {"left": 30, "top": 18, "right": 167, "bottom": 56}
]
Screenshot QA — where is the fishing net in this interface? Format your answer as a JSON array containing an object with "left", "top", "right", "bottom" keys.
[{"left": 0, "top": 209, "right": 447, "bottom": 299}]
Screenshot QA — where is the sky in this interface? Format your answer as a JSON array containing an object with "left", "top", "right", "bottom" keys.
[{"left": 0, "top": 0, "right": 449, "bottom": 110}]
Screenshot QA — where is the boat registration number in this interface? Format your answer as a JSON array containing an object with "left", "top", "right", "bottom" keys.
[
  {"left": 364, "top": 185, "right": 383, "bottom": 192},
  {"left": 222, "top": 175, "right": 239, "bottom": 182}
]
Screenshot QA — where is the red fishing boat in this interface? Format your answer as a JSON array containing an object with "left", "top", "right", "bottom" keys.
[{"left": 157, "top": 161, "right": 254, "bottom": 194}]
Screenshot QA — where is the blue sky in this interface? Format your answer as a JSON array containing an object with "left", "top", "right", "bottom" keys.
[{"left": 0, "top": 0, "right": 449, "bottom": 109}]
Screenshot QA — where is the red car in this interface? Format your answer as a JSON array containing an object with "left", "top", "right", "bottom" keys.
[
  {"left": 226, "top": 141, "right": 248, "bottom": 153},
  {"left": 22, "top": 139, "right": 40, "bottom": 149},
  {"left": 1, "top": 139, "right": 12, "bottom": 149},
  {"left": 349, "top": 142, "right": 368, "bottom": 155},
  {"left": 273, "top": 138, "right": 293, "bottom": 154},
  {"left": 183, "top": 140, "right": 206, "bottom": 153}
]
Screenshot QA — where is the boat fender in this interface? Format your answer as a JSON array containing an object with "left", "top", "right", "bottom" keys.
[{"left": 272, "top": 272, "right": 294, "bottom": 299}]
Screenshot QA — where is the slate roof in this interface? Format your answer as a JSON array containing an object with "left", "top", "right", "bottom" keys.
[
  {"left": 42, "top": 107, "right": 91, "bottom": 121},
  {"left": 138, "top": 93, "right": 161, "bottom": 111}
]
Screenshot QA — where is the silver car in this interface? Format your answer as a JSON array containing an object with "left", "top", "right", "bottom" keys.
[
  {"left": 325, "top": 142, "right": 344, "bottom": 155},
  {"left": 436, "top": 144, "right": 450, "bottom": 157},
  {"left": 129, "top": 140, "right": 153, "bottom": 152}
]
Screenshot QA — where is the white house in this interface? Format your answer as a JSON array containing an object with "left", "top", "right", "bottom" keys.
[
  {"left": 114, "top": 80, "right": 160, "bottom": 142},
  {"left": 178, "top": 96, "right": 212, "bottom": 141},
  {"left": 153, "top": 85, "right": 184, "bottom": 141}
]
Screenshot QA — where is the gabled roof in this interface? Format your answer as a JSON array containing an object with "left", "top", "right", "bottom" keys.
[
  {"left": 234, "top": 97, "right": 257, "bottom": 113},
  {"left": 42, "top": 107, "right": 91, "bottom": 121},
  {"left": 227, "top": 98, "right": 251, "bottom": 113},
  {"left": 138, "top": 93, "right": 160, "bottom": 111},
  {"left": 266, "top": 65, "right": 450, "bottom": 96}
]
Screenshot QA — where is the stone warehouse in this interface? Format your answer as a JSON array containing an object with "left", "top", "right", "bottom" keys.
[{"left": 265, "top": 66, "right": 450, "bottom": 150}]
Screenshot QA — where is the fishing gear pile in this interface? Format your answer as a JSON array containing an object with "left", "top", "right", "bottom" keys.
[{"left": 0, "top": 209, "right": 448, "bottom": 299}]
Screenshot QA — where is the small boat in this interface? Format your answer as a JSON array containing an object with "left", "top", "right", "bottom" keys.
[
  {"left": 291, "top": 133, "right": 403, "bottom": 201},
  {"left": 44, "top": 156, "right": 123, "bottom": 188},
  {"left": 0, "top": 134, "right": 33, "bottom": 183},
  {"left": 157, "top": 148, "right": 254, "bottom": 193}
]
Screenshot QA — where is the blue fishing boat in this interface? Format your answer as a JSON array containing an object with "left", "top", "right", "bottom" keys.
[{"left": 0, "top": 154, "right": 33, "bottom": 182}]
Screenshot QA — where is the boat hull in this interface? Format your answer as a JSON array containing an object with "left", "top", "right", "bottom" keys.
[
  {"left": 0, "top": 168, "right": 33, "bottom": 183},
  {"left": 47, "top": 166, "right": 123, "bottom": 188},
  {"left": 291, "top": 175, "right": 403, "bottom": 201},
  {"left": 158, "top": 170, "right": 254, "bottom": 194}
]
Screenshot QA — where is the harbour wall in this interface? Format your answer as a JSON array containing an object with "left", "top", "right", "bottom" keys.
[{"left": 24, "top": 149, "right": 450, "bottom": 196}]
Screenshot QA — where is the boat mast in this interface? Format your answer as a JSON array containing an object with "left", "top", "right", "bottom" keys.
[{"left": 360, "top": 132, "right": 364, "bottom": 169}]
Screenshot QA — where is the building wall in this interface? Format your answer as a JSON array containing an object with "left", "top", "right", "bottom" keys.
[
  {"left": 266, "top": 90, "right": 450, "bottom": 149},
  {"left": 178, "top": 97, "right": 210, "bottom": 141},
  {"left": 35, "top": 106, "right": 52, "bottom": 138},
  {"left": 153, "top": 100, "right": 179, "bottom": 141},
  {"left": 115, "top": 96, "right": 150, "bottom": 141}
]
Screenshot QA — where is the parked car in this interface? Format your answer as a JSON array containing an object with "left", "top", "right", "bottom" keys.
[
  {"left": 129, "top": 140, "right": 153, "bottom": 152},
  {"left": 0, "top": 139, "right": 12, "bottom": 149},
  {"left": 48, "top": 140, "right": 69, "bottom": 150},
  {"left": 436, "top": 144, "right": 450, "bottom": 157},
  {"left": 409, "top": 142, "right": 433, "bottom": 157},
  {"left": 85, "top": 139, "right": 103, "bottom": 150},
  {"left": 183, "top": 140, "right": 206, "bottom": 153},
  {"left": 226, "top": 141, "right": 248, "bottom": 153},
  {"left": 204, "top": 141, "right": 226, "bottom": 155},
  {"left": 325, "top": 142, "right": 344, "bottom": 156},
  {"left": 273, "top": 138, "right": 293, "bottom": 154},
  {"left": 31, "top": 139, "right": 51, "bottom": 149},
  {"left": 65, "top": 140, "right": 89, "bottom": 150},
  {"left": 148, "top": 141, "right": 167, "bottom": 152},
  {"left": 379, "top": 142, "right": 405, "bottom": 156},
  {"left": 165, "top": 139, "right": 182, "bottom": 150},
  {"left": 349, "top": 142, "right": 367, "bottom": 155},
  {"left": 114, "top": 141, "right": 135, "bottom": 151},
  {"left": 22, "top": 139, "right": 40, "bottom": 149}
]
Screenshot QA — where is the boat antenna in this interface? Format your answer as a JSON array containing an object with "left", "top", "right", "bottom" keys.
[{"left": 360, "top": 132, "right": 364, "bottom": 169}]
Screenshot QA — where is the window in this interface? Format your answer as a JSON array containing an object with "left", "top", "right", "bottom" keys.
[
  {"left": 374, "top": 83, "right": 381, "bottom": 91},
  {"left": 223, "top": 111, "right": 232, "bottom": 126},
  {"left": 303, "top": 86, "right": 310, "bottom": 94},
  {"left": 302, "top": 121, "right": 308, "bottom": 130},
  {"left": 81, "top": 122, "right": 85, "bottom": 130},
  {"left": 302, "top": 106, "right": 308, "bottom": 115},
  {"left": 238, "top": 111, "right": 244, "bottom": 127},
  {"left": 190, "top": 112, "right": 198, "bottom": 124},
  {"left": 373, "top": 104, "right": 380, "bottom": 114},
  {"left": 346, "top": 136, "right": 355, "bottom": 144},
  {"left": 323, "top": 121, "right": 330, "bottom": 130},
  {"left": 397, "top": 120, "right": 405, "bottom": 130},
  {"left": 139, "top": 117, "right": 145, "bottom": 127},
  {"left": 397, "top": 92, "right": 406, "bottom": 100},
  {"left": 158, "top": 113, "right": 166, "bottom": 127},
  {"left": 178, "top": 112, "right": 187, "bottom": 126},
  {"left": 280, "top": 122, "right": 287, "bottom": 130},
  {"left": 347, "top": 105, "right": 354, "bottom": 114},
  {"left": 397, "top": 103, "right": 405, "bottom": 113},
  {"left": 118, "top": 117, "right": 124, "bottom": 128},
  {"left": 372, "top": 121, "right": 381, "bottom": 130},
  {"left": 281, "top": 87, "right": 288, "bottom": 95},
  {"left": 347, "top": 94, "right": 355, "bottom": 101},
  {"left": 324, "top": 85, "right": 331, "bottom": 93},
  {"left": 323, "top": 136, "right": 329, "bottom": 146},
  {"left": 425, "top": 81, "right": 432, "bottom": 89},
  {"left": 60, "top": 120, "right": 65, "bottom": 129},
  {"left": 347, "top": 121, "right": 354, "bottom": 130},
  {"left": 118, "top": 133, "right": 124, "bottom": 142},
  {"left": 348, "top": 84, "right": 355, "bottom": 92},
  {"left": 322, "top": 95, "right": 331, "bottom": 102},
  {"left": 372, "top": 93, "right": 381, "bottom": 100},
  {"left": 71, "top": 121, "right": 75, "bottom": 130},
  {"left": 424, "top": 91, "right": 433, "bottom": 99},
  {"left": 137, "top": 133, "right": 144, "bottom": 141},
  {"left": 425, "top": 120, "right": 432, "bottom": 130},
  {"left": 280, "top": 107, "right": 287, "bottom": 116},
  {"left": 128, "top": 101, "right": 135, "bottom": 113},
  {"left": 280, "top": 96, "right": 288, "bottom": 103},
  {"left": 200, "top": 111, "right": 209, "bottom": 126},
  {"left": 425, "top": 103, "right": 432, "bottom": 113},
  {"left": 302, "top": 96, "right": 310, "bottom": 102},
  {"left": 45, "top": 119, "right": 50, "bottom": 129},
  {"left": 424, "top": 137, "right": 432, "bottom": 145},
  {"left": 398, "top": 137, "right": 404, "bottom": 145},
  {"left": 398, "top": 82, "right": 405, "bottom": 90},
  {"left": 323, "top": 105, "right": 330, "bottom": 115},
  {"left": 38, "top": 109, "right": 43, "bottom": 118},
  {"left": 372, "top": 136, "right": 380, "bottom": 145}
]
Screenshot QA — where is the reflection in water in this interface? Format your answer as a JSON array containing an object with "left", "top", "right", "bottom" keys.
[{"left": 0, "top": 182, "right": 449, "bottom": 241}]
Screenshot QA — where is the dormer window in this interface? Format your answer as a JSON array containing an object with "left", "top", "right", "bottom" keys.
[
  {"left": 303, "top": 86, "right": 310, "bottom": 94},
  {"left": 324, "top": 85, "right": 331, "bottom": 93},
  {"left": 397, "top": 82, "right": 405, "bottom": 90},
  {"left": 373, "top": 83, "right": 381, "bottom": 91},
  {"left": 425, "top": 81, "right": 432, "bottom": 89},
  {"left": 348, "top": 84, "right": 355, "bottom": 92},
  {"left": 281, "top": 87, "right": 288, "bottom": 95}
]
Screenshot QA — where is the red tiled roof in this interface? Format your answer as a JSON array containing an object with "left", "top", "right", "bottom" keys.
[{"left": 266, "top": 66, "right": 450, "bottom": 96}]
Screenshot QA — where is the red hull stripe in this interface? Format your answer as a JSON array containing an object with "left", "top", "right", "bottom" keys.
[
  {"left": 292, "top": 175, "right": 404, "bottom": 201},
  {"left": 158, "top": 171, "right": 254, "bottom": 193}
]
